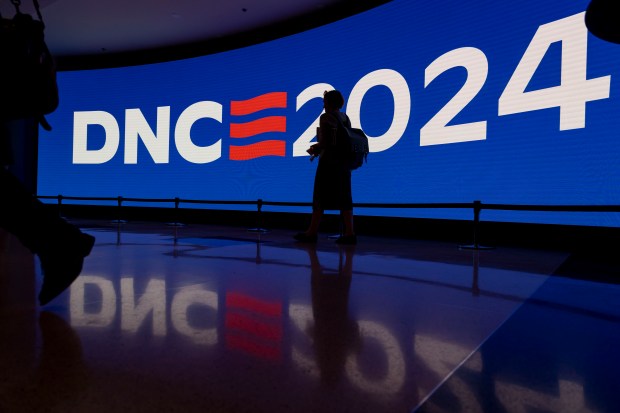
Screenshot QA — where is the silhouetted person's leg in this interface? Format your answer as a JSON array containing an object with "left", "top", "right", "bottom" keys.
[
  {"left": 334, "top": 210, "right": 356, "bottom": 245},
  {"left": 341, "top": 210, "right": 354, "bottom": 236},
  {"left": 0, "top": 167, "right": 95, "bottom": 305},
  {"left": 307, "top": 209, "right": 324, "bottom": 235}
]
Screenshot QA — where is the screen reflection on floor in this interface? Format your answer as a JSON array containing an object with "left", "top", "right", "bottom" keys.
[{"left": 2, "top": 222, "right": 618, "bottom": 412}]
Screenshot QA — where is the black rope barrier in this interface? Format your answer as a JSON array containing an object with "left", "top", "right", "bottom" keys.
[
  {"left": 36, "top": 195, "right": 620, "bottom": 250},
  {"left": 483, "top": 203, "right": 620, "bottom": 212}
]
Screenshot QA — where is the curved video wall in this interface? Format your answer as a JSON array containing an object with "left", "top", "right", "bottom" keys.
[{"left": 38, "top": 0, "right": 620, "bottom": 227}]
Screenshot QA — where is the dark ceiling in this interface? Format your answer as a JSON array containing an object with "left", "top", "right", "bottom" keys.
[{"left": 1, "top": 0, "right": 391, "bottom": 70}]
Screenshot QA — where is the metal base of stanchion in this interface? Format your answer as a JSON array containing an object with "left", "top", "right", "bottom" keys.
[
  {"left": 247, "top": 228, "right": 270, "bottom": 233},
  {"left": 327, "top": 233, "right": 341, "bottom": 240},
  {"left": 111, "top": 219, "right": 127, "bottom": 224},
  {"left": 458, "top": 244, "right": 495, "bottom": 250},
  {"left": 166, "top": 222, "right": 185, "bottom": 227}
]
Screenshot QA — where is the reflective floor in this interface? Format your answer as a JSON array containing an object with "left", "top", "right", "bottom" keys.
[{"left": 1, "top": 219, "right": 619, "bottom": 412}]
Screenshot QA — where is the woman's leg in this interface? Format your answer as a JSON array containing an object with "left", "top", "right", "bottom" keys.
[
  {"left": 341, "top": 210, "right": 355, "bottom": 236},
  {"left": 294, "top": 208, "right": 323, "bottom": 242},
  {"left": 307, "top": 209, "right": 324, "bottom": 235}
]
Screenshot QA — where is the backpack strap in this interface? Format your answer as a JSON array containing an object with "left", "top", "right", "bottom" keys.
[{"left": 329, "top": 111, "right": 351, "bottom": 129}]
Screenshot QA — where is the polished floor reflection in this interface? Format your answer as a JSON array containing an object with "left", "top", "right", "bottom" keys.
[{"left": 1, "top": 219, "right": 619, "bottom": 412}]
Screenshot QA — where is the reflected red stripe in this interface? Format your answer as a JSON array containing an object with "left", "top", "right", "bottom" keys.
[
  {"left": 229, "top": 140, "right": 286, "bottom": 160},
  {"left": 229, "top": 116, "right": 286, "bottom": 138},
  {"left": 225, "top": 334, "right": 281, "bottom": 361},
  {"left": 226, "top": 292, "right": 282, "bottom": 316},
  {"left": 230, "top": 92, "right": 287, "bottom": 116},
  {"left": 225, "top": 313, "right": 282, "bottom": 341}
]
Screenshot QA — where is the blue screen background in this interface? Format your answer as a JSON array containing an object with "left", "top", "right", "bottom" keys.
[{"left": 38, "top": 0, "right": 620, "bottom": 227}]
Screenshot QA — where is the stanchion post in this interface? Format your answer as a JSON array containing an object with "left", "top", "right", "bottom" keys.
[
  {"left": 257, "top": 198, "right": 262, "bottom": 230},
  {"left": 118, "top": 196, "right": 122, "bottom": 222},
  {"left": 111, "top": 195, "right": 127, "bottom": 224},
  {"left": 174, "top": 197, "right": 181, "bottom": 226},
  {"left": 166, "top": 197, "right": 185, "bottom": 227},
  {"left": 473, "top": 200, "right": 481, "bottom": 248},
  {"left": 57, "top": 194, "right": 63, "bottom": 218},
  {"left": 247, "top": 198, "right": 269, "bottom": 233},
  {"left": 459, "top": 200, "right": 494, "bottom": 250}
]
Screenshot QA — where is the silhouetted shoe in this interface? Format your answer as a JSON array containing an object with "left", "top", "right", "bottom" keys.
[
  {"left": 335, "top": 234, "right": 357, "bottom": 245},
  {"left": 293, "top": 232, "right": 318, "bottom": 243},
  {"left": 38, "top": 232, "right": 96, "bottom": 306}
]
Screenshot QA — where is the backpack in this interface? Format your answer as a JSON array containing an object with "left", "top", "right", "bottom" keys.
[
  {"left": 332, "top": 112, "right": 369, "bottom": 171},
  {"left": 0, "top": 3, "right": 58, "bottom": 130}
]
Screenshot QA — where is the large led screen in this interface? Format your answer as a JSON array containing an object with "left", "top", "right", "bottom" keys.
[{"left": 38, "top": 0, "right": 620, "bottom": 227}]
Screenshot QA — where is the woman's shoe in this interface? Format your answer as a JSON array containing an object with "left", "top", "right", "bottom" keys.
[
  {"left": 293, "top": 232, "right": 318, "bottom": 243},
  {"left": 335, "top": 234, "right": 357, "bottom": 245}
]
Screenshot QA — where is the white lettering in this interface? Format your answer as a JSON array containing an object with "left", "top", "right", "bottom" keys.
[
  {"left": 124, "top": 107, "right": 171, "bottom": 164},
  {"left": 73, "top": 111, "right": 120, "bottom": 164},
  {"left": 170, "top": 286, "right": 219, "bottom": 345},
  {"left": 174, "top": 101, "right": 223, "bottom": 164},
  {"left": 70, "top": 275, "right": 117, "bottom": 327},
  {"left": 347, "top": 69, "right": 410, "bottom": 153},
  {"left": 121, "top": 278, "right": 167, "bottom": 336}
]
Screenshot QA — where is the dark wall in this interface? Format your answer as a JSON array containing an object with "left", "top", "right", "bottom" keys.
[{"left": 1, "top": 118, "right": 39, "bottom": 193}]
